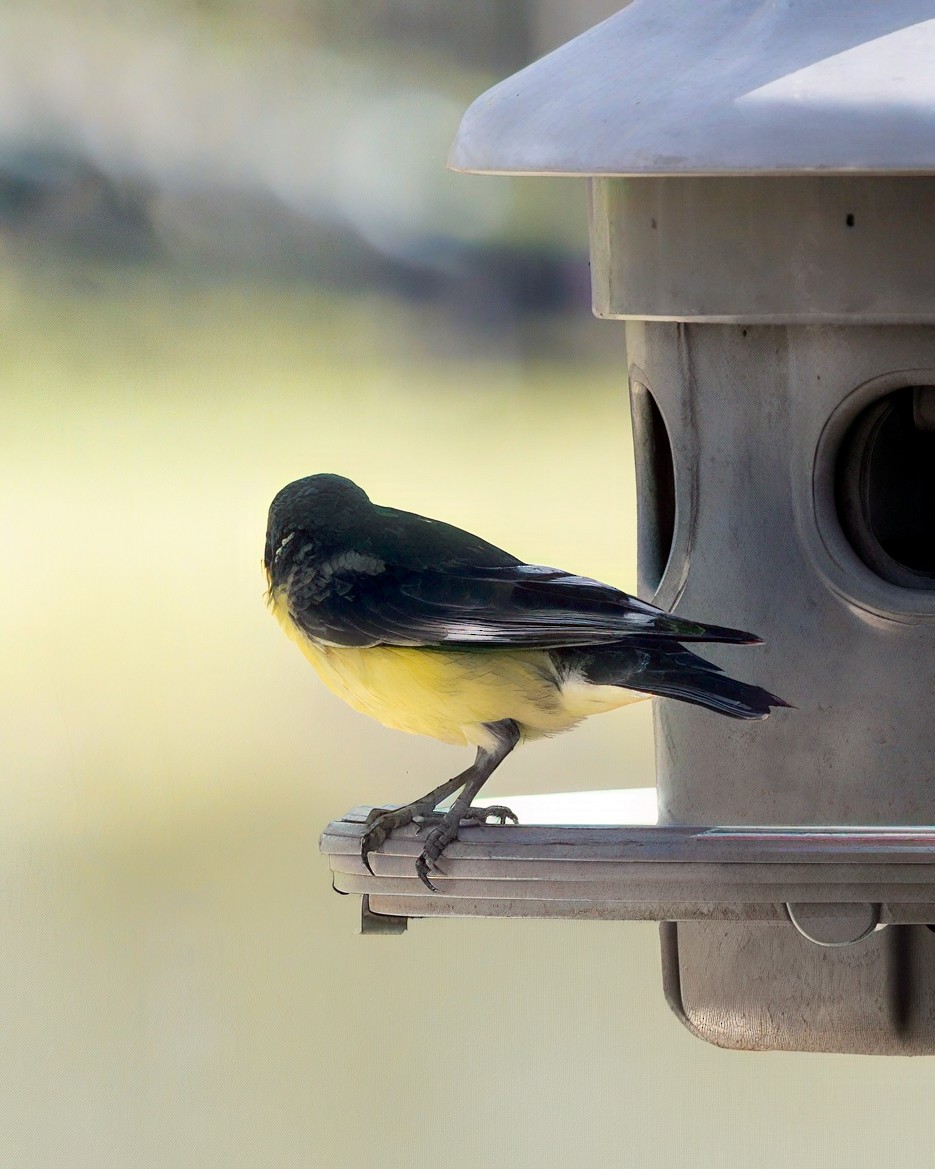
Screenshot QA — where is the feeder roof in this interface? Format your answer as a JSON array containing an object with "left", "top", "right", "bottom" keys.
[{"left": 450, "top": 0, "right": 935, "bottom": 177}]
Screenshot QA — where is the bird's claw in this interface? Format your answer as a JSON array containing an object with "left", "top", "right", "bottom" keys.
[
  {"left": 360, "top": 801, "right": 519, "bottom": 890},
  {"left": 462, "top": 804, "right": 519, "bottom": 826},
  {"left": 413, "top": 803, "right": 519, "bottom": 891},
  {"left": 412, "top": 812, "right": 444, "bottom": 835},
  {"left": 413, "top": 805, "right": 517, "bottom": 832},
  {"left": 415, "top": 854, "right": 440, "bottom": 892},
  {"left": 360, "top": 803, "right": 431, "bottom": 873}
]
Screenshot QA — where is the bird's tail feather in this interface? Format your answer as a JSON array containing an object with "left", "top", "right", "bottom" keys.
[
  {"left": 575, "top": 642, "right": 789, "bottom": 721},
  {"left": 654, "top": 618, "right": 762, "bottom": 646},
  {"left": 624, "top": 669, "right": 787, "bottom": 720}
]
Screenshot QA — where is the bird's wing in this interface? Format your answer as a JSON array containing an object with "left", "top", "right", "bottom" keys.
[{"left": 287, "top": 559, "right": 759, "bottom": 648}]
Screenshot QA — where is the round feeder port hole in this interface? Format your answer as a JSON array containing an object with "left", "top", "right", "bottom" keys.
[
  {"left": 835, "top": 386, "right": 935, "bottom": 590},
  {"left": 629, "top": 380, "right": 676, "bottom": 598}
]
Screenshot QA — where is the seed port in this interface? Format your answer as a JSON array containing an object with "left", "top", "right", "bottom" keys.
[
  {"left": 835, "top": 386, "right": 935, "bottom": 589},
  {"left": 630, "top": 381, "right": 676, "bottom": 595}
]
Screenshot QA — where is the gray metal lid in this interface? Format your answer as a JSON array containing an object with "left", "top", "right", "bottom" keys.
[{"left": 450, "top": 0, "right": 935, "bottom": 176}]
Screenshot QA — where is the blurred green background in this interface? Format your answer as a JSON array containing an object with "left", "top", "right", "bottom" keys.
[{"left": 2, "top": 3, "right": 935, "bottom": 1167}]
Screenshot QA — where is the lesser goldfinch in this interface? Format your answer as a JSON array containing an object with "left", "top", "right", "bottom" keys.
[{"left": 265, "top": 474, "right": 787, "bottom": 889}]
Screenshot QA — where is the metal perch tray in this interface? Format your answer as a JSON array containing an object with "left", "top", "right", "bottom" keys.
[{"left": 320, "top": 807, "right": 935, "bottom": 938}]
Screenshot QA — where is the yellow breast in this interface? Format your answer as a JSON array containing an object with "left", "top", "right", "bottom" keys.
[{"left": 270, "top": 588, "right": 585, "bottom": 747}]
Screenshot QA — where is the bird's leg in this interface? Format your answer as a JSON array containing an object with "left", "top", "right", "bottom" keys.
[
  {"left": 359, "top": 720, "right": 522, "bottom": 883},
  {"left": 360, "top": 769, "right": 480, "bottom": 874},
  {"left": 415, "top": 719, "right": 521, "bottom": 891}
]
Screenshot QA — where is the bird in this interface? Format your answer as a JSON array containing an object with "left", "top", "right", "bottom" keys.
[{"left": 264, "top": 473, "right": 788, "bottom": 890}]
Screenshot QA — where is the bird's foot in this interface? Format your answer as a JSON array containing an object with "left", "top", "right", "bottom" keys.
[
  {"left": 460, "top": 804, "right": 518, "bottom": 827},
  {"left": 411, "top": 803, "right": 518, "bottom": 833},
  {"left": 415, "top": 803, "right": 519, "bottom": 892},
  {"left": 360, "top": 801, "right": 438, "bottom": 874},
  {"left": 360, "top": 801, "right": 520, "bottom": 883}
]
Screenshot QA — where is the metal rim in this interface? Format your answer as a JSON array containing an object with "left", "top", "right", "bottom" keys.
[{"left": 804, "top": 368, "right": 935, "bottom": 621}]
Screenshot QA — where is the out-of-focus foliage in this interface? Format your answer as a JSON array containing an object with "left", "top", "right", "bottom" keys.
[{"left": 0, "top": 0, "right": 622, "bottom": 324}]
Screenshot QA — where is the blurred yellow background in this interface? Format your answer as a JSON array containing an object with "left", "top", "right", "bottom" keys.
[{"left": 2, "top": 4, "right": 935, "bottom": 1168}]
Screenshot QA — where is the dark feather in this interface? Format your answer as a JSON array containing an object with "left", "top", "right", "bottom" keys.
[
  {"left": 268, "top": 474, "right": 762, "bottom": 651},
  {"left": 287, "top": 561, "right": 761, "bottom": 650},
  {"left": 569, "top": 641, "right": 790, "bottom": 720}
]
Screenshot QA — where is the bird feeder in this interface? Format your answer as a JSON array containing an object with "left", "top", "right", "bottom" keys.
[{"left": 320, "top": 0, "right": 935, "bottom": 1054}]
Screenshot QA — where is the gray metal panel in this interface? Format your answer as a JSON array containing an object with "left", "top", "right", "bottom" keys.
[
  {"left": 666, "top": 922, "right": 935, "bottom": 1055},
  {"left": 590, "top": 176, "right": 935, "bottom": 323},
  {"left": 627, "top": 320, "right": 935, "bottom": 1052},
  {"left": 324, "top": 816, "right": 935, "bottom": 864},
  {"left": 450, "top": 0, "right": 935, "bottom": 177},
  {"left": 625, "top": 322, "right": 935, "bottom": 826},
  {"left": 320, "top": 814, "right": 935, "bottom": 922}
]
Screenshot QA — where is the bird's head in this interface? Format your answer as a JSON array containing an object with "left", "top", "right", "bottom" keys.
[{"left": 263, "top": 474, "right": 371, "bottom": 594}]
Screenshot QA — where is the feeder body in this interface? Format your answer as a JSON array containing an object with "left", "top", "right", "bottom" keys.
[
  {"left": 609, "top": 174, "right": 935, "bottom": 1052},
  {"left": 448, "top": 0, "right": 935, "bottom": 1053}
]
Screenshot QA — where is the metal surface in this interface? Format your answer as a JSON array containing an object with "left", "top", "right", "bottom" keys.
[
  {"left": 628, "top": 322, "right": 935, "bottom": 824},
  {"left": 450, "top": 0, "right": 935, "bottom": 177},
  {"left": 359, "top": 894, "right": 408, "bottom": 935},
  {"left": 589, "top": 176, "right": 935, "bottom": 323},
  {"left": 628, "top": 319, "right": 935, "bottom": 1051},
  {"left": 320, "top": 812, "right": 935, "bottom": 926},
  {"left": 785, "top": 902, "right": 881, "bottom": 947},
  {"left": 663, "top": 920, "right": 935, "bottom": 1054}
]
